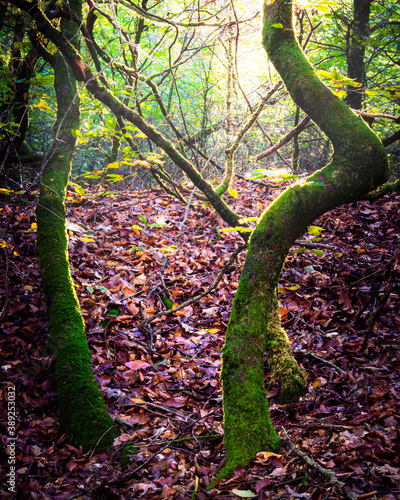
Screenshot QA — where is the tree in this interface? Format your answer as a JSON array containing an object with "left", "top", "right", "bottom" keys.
[
  {"left": 345, "top": 0, "right": 372, "bottom": 109},
  {"left": 31, "top": 0, "right": 116, "bottom": 450},
  {"left": 217, "top": 0, "right": 388, "bottom": 475}
]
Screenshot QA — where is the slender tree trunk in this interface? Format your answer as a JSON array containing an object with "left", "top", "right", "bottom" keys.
[
  {"left": 35, "top": 0, "right": 115, "bottom": 451},
  {"left": 219, "top": 0, "right": 388, "bottom": 477},
  {"left": 346, "top": 0, "right": 372, "bottom": 110},
  {"left": 292, "top": 106, "right": 300, "bottom": 170}
]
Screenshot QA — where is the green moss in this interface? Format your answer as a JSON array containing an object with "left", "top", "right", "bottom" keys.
[{"left": 266, "top": 295, "right": 306, "bottom": 403}]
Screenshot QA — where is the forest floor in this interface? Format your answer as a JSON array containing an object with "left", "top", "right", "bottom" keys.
[{"left": 1, "top": 179, "right": 400, "bottom": 500}]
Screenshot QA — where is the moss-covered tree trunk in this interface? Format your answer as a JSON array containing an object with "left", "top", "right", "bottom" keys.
[
  {"left": 35, "top": 0, "right": 115, "bottom": 450},
  {"left": 219, "top": 0, "right": 389, "bottom": 476}
]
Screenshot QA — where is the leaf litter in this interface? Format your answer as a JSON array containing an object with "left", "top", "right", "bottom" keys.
[{"left": 1, "top": 180, "right": 399, "bottom": 499}]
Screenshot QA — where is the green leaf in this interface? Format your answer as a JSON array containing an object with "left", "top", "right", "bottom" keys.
[
  {"left": 271, "top": 23, "right": 283, "bottom": 28},
  {"left": 75, "top": 185, "right": 85, "bottom": 196},
  {"left": 139, "top": 216, "right": 147, "bottom": 223},
  {"left": 108, "top": 308, "right": 120, "bottom": 316},
  {"left": 105, "top": 116, "right": 116, "bottom": 128},
  {"left": 227, "top": 188, "right": 238, "bottom": 198},
  {"left": 106, "top": 175, "right": 124, "bottom": 182},
  {"left": 231, "top": 490, "right": 256, "bottom": 498},
  {"left": 69, "top": 181, "right": 85, "bottom": 196},
  {"left": 161, "top": 296, "right": 173, "bottom": 310},
  {"left": 292, "top": 248, "right": 306, "bottom": 254},
  {"left": 280, "top": 173, "right": 299, "bottom": 179},
  {"left": 311, "top": 249, "right": 325, "bottom": 257}
]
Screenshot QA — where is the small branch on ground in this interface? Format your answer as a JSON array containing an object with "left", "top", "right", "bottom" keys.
[
  {"left": 294, "top": 350, "right": 346, "bottom": 374},
  {"left": 294, "top": 240, "right": 335, "bottom": 250},
  {"left": 281, "top": 427, "right": 358, "bottom": 500}
]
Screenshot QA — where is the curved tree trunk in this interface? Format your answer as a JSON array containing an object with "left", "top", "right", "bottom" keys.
[
  {"left": 35, "top": 0, "right": 115, "bottom": 451},
  {"left": 219, "top": 0, "right": 389, "bottom": 476}
]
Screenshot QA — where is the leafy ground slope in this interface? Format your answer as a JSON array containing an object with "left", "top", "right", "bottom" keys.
[{"left": 1, "top": 180, "right": 400, "bottom": 499}]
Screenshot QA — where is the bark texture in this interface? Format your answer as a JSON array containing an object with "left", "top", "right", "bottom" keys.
[
  {"left": 219, "top": 0, "right": 388, "bottom": 476},
  {"left": 346, "top": 0, "right": 372, "bottom": 110},
  {"left": 35, "top": 0, "right": 115, "bottom": 451}
]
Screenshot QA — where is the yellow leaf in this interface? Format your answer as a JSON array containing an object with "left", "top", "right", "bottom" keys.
[
  {"left": 129, "top": 398, "right": 146, "bottom": 403},
  {"left": 36, "top": 98, "right": 47, "bottom": 108},
  {"left": 286, "top": 285, "right": 301, "bottom": 291},
  {"left": 25, "top": 222, "right": 37, "bottom": 233},
  {"left": 135, "top": 160, "right": 151, "bottom": 168},
  {"left": 147, "top": 156, "right": 164, "bottom": 165},
  {"left": 135, "top": 133, "right": 148, "bottom": 138},
  {"left": 311, "top": 376, "right": 328, "bottom": 388},
  {"left": 79, "top": 236, "right": 95, "bottom": 242},
  {"left": 107, "top": 162, "right": 120, "bottom": 169},
  {"left": 0, "top": 188, "right": 13, "bottom": 194},
  {"left": 0, "top": 240, "right": 6, "bottom": 248},
  {"left": 227, "top": 188, "right": 238, "bottom": 198},
  {"left": 256, "top": 451, "right": 283, "bottom": 460}
]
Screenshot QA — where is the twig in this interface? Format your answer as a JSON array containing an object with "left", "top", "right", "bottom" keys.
[
  {"left": 294, "top": 239, "right": 335, "bottom": 250},
  {"left": 361, "top": 245, "right": 400, "bottom": 351},
  {"left": 254, "top": 116, "right": 311, "bottom": 162},
  {"left": 294, "top": 350, "right": 345, "bottom": 374},
  {"left": 123, "top": 400, "right": 197, "bottom": 423},
  {"left": 139, "top": 301, "right": 154, "bottom": 348},
  {"left": 138, "top": 244, "right": 246, "bottom": 327},
  {"left": 357, "top": 492, "right": 378, "bottom": 500},
  {"left": 281, "top": 427, "right": 358, "bottom": 500},
  {"left": 291, "top": 422, "right": 356, "bottom": 431}
]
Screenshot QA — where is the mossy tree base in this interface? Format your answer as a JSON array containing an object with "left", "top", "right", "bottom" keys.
[{"left": 266, "top": 294, "right": 306, "bottom": 403}]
